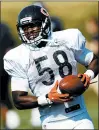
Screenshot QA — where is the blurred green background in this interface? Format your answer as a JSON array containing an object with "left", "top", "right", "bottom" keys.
[{"left": 1, "top": 1, "right": 98, "bottom": 129}]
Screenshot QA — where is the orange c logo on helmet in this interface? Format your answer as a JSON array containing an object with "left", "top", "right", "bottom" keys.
[{"left": 41, "top": 8, "right": 49, "bottom": 16}]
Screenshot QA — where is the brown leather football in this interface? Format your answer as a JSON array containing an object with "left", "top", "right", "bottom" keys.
[{"left": 59, "top": 75, "right": 85, "bottom": 97}]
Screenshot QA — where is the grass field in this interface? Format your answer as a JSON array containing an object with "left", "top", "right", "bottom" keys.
[{"left": 1, "top": 1, "right": 98, "bottom": 130}]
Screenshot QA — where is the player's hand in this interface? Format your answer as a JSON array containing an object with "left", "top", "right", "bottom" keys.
[
  {"left": 48, "top": 81, "right": 73, "bottom": 103},
  {"left": 78, "top": 73, "right": 91, "bottom": 88}
]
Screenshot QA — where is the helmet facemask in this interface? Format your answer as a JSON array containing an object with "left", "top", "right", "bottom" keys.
[{"left": 17, "top": 17, "right": 51, "bottom": 48}]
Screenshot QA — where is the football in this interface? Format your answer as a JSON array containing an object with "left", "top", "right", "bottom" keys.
[{"left": 59, "top": 75, "right": 85, "bottom": 97}]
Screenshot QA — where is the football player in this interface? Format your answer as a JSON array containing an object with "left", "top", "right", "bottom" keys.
[
  {"left": 30, "top": 1, "right": 64, "bottom": 128},
  {"left": 3, "top": 5, "right": 98, "bottom": 129}
]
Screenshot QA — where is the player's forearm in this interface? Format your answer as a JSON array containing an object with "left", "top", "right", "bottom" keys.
[
  {"left": 12, "top": 91, "right": 52, "bottom": 110},
  {"left": 15, "top": 95, "right": 39, "bottom": 110},
  {"left": 12, "top": 91, "right": 39, "bottom": 110},
  {"left": 87, "top": 55, "right": 99, "bottom": 77}
]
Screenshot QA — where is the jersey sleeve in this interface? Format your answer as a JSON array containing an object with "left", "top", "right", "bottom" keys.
[
  {"left": 74, "top": 30, "right": 94, "bottom": 66},
  {"left": 4, "top": 57, "right": 29, "bottom": 92}
]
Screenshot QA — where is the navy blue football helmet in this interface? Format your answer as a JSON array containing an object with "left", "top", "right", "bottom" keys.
[{"left": 16, "top": 5, "right": 51, "bottom": 47}]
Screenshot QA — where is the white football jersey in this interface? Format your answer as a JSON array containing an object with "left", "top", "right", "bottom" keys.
[{"left": 4, "top": 29, "right": 93, "bottom": 123}]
